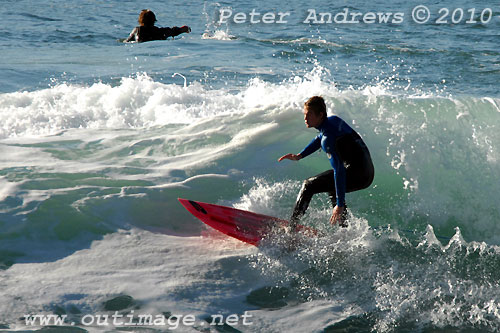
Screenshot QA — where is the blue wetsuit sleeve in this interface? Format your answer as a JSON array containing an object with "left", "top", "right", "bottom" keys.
[
  {"left": 330, "top": 152, "right": 346, "bottom": 207},
  {"left": 298, "top": 135, "right": 322, "bottom": 158}
]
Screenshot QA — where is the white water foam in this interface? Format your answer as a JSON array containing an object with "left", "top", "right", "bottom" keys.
[
  {"left": 0, "top": 68, "right": 337, "bottom": 139},
  {"left": 202, "top": 30, "right": 236, "bottom": 40}
]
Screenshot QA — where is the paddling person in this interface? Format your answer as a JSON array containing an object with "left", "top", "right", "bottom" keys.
[
  {"left": 125, "top": 9, "right": 191, "bottom": 43},
  {"left": 278, "top": 96, "right": 374, "bottom": 228}
]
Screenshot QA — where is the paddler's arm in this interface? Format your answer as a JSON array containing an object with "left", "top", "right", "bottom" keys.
[
  {"left": 160, "top": 26, "right": 191, "bottom": 39},
  {"left": 124, "top": 27, "right": 139, "bottom": 43}
]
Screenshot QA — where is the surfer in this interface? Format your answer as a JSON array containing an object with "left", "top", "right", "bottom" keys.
[
  {"left": 125, "top": 9, "right": 191, "bottom": 43},
  {"left": 278, "top": 96, "right": 374, "bottom": 228}
]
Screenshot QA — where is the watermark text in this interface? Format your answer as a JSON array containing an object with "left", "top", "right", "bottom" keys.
[
  {"left": 217, "top": 6, "right": 495, "bottom": 25},
  {"left": 24, "top": 311, "right": 253, "bottom": 330}
]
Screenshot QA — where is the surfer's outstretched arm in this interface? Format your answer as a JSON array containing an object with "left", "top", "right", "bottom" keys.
[{"left": 278, "top": 153, "right": 302, "bottom": 162}]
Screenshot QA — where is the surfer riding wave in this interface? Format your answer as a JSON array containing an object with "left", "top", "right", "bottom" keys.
[{"left": 278, "top": 96, "right": 374, "bottom": 228}]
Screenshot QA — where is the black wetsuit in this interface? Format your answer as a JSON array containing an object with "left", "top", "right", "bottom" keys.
[
  {"left": 290, "top": 116, "right": 374, "bottom": 226},
  {"left": 125, "top": 26, "right": 185, "bottom": 43}
]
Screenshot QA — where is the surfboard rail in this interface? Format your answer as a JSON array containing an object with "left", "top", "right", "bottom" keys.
[{"left": 178, "top": 198, "right": 316, "bottom": 246}]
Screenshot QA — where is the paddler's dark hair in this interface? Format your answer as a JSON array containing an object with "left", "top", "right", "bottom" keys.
[
  {"left": 304, "top": 96, "right": 327, "bottom": 119},
  {"left": 138, "top": 9, "right": 157, "bottom": 27}
]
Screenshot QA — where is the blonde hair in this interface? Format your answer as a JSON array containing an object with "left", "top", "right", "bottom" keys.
[{"left": 304, "top": 96, "right": 327, "bottom": 118}]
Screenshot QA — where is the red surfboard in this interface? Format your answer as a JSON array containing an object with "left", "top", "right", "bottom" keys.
[{"left": 178, "top": 198, "right": 316, "bottom": 246}]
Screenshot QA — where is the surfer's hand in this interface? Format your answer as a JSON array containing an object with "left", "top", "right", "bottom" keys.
[
  {"left": 278, "top": 153, "right": 301, "bottom": 162},
  {"left": 330, "top": 205, "right": 345, "bottom": 225}
]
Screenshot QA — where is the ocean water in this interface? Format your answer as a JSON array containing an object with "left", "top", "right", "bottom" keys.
[{"left": 1, "top": 0, "right": 500, "bottom": 331}]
